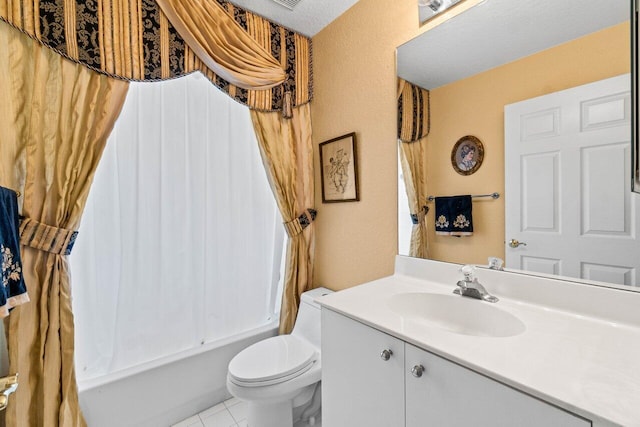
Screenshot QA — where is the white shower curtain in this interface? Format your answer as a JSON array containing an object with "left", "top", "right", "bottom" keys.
[{"left": 70, "top": 73, "right": 284, "bottom": 380}]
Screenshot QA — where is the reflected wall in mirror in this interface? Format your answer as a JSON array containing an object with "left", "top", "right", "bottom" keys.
[{"left": 398, "top": 0, "right": 640, "bottom": 290}]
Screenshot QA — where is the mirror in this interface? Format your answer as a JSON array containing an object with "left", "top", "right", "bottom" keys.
[
  {"left": 398, "top": 0, "right": 640, "bottom": 290},
  {"left": 634, "top": 4, "right": 640, "bottom": 192}
]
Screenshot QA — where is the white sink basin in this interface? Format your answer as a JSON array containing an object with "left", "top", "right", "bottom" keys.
[{"left": 387, "top": 292, "right": 525, "bottom": 338}]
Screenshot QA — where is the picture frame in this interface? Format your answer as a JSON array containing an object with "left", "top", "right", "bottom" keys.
[
  {"left": 319, "top": 132, "right": 360, "bottom": 203},
  {"left": 451, "top": 135, "right": 484, "bottom": 176}
]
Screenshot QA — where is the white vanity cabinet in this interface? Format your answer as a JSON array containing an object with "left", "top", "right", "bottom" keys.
[
  {"left": 404, "top": 343, "right": 590, "bottom": 426},
  {"left": 323, "top": 308, "right": 591, "bottom": 427},
  {"left": 321, "top": 307, "right": 405, "bottom": 426}
]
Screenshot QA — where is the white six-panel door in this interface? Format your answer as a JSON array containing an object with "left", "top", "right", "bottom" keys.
[{"left": 505, "top": 74, "right": 639, "bottom": 286}]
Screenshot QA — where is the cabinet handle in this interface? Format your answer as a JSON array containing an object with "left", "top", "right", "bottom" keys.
[
  {"left": 380, "top": 349, "right": 393, "bottom": 361},
  {"left": 411, "top": 364, "right": 425, "bottom": 378}
]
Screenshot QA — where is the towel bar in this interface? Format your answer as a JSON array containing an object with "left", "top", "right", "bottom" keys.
[{"left": 427, "top": 192, "right": 500, "bottom": 202}]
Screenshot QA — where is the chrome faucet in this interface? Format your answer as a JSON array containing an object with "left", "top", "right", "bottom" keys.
[{"left": 454, "top": 265, "right": 499, "bottom": 303}]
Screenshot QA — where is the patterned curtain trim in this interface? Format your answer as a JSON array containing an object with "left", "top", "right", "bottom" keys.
[
  {"left": 19, "top": 218, "right": 79, "bottom": 256},
  {"left": 410, "top": 206, "right": 429, "bottom": 225},
  {"left": 398, "top": 80, "right": 430, "bottom": 142},
  {"left": 0, "top": 0, "right": 312, "bottom": 112},
  {"left": 283, "top": 209, "right": 317, "bottom": 237}
]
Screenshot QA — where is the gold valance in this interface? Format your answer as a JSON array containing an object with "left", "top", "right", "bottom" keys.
[
  {"left": 398, "top": 78, "right": 430, "bottom": 142},
  {"left": 0, "top": 0, "right": 312, "bottom": 112},
  {"left": 156, "top": 0, "right": 286, "bottom": 90}
]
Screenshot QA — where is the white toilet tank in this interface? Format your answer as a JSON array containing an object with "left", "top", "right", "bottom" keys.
[{"left": 291, "top": 287, "right": 333, "bottom": 349}]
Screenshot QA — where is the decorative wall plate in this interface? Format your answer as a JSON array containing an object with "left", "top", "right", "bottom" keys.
[{"left": 451, "top": 135, "right": 484, "bottom": 176}]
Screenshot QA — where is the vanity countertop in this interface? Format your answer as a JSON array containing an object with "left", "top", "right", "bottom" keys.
[{"left": 317, "top": 256, "right": 640, "bottom": 427}]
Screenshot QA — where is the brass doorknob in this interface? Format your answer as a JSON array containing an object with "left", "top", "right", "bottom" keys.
[{"left": 508, "top": 239, "right": 527, "bottom": 248}]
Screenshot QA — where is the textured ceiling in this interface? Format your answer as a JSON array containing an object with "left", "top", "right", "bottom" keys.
[
  {"left": 398, "top": 0, "right": 630, "bottom": 89},
  {"left": 229, "top": 0, "right": 361, "bottom": 37}
]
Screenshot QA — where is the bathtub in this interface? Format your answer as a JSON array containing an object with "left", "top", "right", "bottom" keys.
[{"left": 78, "top": 322, "right": 278, "bottom": 427}]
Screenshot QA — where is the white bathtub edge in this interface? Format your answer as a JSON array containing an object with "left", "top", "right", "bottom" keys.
[{"left": 78, "top": 322, "right": 278, "bottom": 427}]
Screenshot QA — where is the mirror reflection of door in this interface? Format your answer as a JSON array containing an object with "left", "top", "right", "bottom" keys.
[{"left": 505, "top": 74, "right": 640, "bottom": 286}]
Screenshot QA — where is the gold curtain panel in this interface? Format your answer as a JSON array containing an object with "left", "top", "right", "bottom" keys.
[
  {"left": 0, "top": 19, "right": 129, "bottom": 425},
  {"left": 251, "top": 104, "right": 315, "bottom": 334},
  {"left": 0, "top": 0, "right": 312, "bottom": 112},
  {"left": 398, "top": 79, "right": 431, "bottom": 142}
]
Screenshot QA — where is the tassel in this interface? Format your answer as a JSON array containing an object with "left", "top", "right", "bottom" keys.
[{"left": 282, "top": 91, "right": 293, "bottom": 119}]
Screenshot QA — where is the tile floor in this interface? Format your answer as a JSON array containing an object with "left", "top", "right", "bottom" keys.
[
  {"left": 172, "top": 398, "right": 247, "bottom": 427},
  {"left": 172, "top": 397, "right": 321, "bottom": 427}
]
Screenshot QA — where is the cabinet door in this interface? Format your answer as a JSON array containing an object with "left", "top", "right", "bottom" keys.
[
  {"left": 322, "top": 309, "right": 405, "bottom": 427},
  {"left": 405, "top": 344, "right": 590, "bottom": 427}
]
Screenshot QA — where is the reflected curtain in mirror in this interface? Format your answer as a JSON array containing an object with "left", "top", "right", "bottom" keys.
[
  {"left": 0, "top": 22, "right": 128, "bottom": 426},
  {"left": 398, "top": 79, "right": 430, "bottom": 258}
]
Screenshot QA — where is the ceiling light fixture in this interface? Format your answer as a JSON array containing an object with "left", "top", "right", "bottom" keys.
[
  {"left": 418, "top": 0, "right": 464, "bottom": 23},
  {"left": 419, "top": 0, "right": 443, "bottom": 12}
]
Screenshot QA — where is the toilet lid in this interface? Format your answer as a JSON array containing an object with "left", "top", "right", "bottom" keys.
[{"left": 228, "top": 335, "right": 317, "bottom": 386}]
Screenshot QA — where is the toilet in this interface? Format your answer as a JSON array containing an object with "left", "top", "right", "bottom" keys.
[{"left": 227, "top": 287, "right": 332, "bottom": 427}]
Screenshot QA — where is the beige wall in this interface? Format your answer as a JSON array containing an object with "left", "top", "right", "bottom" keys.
[
  {"left": 311, "top": 0, "right": 629, "bottom": 291},
  {"left": 311, "top": 0, "right": 419, "bottom": 290},
  {"left": 427, "top": 22, "right": 630, "bottom": 266}
]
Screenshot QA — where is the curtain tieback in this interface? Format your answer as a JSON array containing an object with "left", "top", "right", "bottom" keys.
[
  {"left": 19, "top": 217, "right": 79, "bottom": 256},
  {"left": 284, "top": 209, "right": 317, "bottom": 237},
  {"left": 410, "top": 206, "right": 429, "bottom": 225}
]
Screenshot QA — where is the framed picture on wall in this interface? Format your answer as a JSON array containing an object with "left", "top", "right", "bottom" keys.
[
  {"left": 451, "top": 135, "right": 484, "bottom": 176},
  {"left": 319, "top": 132, "right": 360, "bottom": 203}
]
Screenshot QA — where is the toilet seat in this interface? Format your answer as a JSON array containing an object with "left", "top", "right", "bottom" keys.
[{"left": 228, "top": 335, "right": 318, "bottom": 387}]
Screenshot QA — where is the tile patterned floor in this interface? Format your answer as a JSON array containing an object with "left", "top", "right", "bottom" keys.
[
  {"left": 171, "top": 398, "right": 247, "bottom": 427},
  {"left": 172, "top": 397, "right": 321, "bottom": 427}
]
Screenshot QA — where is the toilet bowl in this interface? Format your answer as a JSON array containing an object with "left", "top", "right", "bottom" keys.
[{"left": 227, "top": 287, "right": 332, "bottom": 427}]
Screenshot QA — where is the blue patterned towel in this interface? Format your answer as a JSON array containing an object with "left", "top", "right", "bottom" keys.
[
  {"left": 0, "top": 187, "right": 29, "bottom": 317},
  {"left": 434, "top": 195, "right": 473, "bottom": 236}
]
